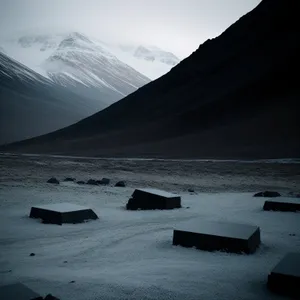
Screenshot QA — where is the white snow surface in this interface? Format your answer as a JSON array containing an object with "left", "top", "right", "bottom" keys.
[
  {"left": 136, "top": 188, "right": 179, "bottom": 198},
  {"left": 271, "top": 253, "right": 300, "bottom": 277},
  {"left": 1, "top": 182, "right": 299, "bottom": 299},
  {"left": 32, "top": 202, "right": 91, "bottom": 213}
]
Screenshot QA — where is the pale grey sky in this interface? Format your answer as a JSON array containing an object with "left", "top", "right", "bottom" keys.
[{"left": 0, "top": 0, "right": 261, "bottom": 57}]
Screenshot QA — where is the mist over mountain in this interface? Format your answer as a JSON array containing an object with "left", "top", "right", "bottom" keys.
[
  {"left": 1, "top": 31, "right": 178, "bottom": 144},
  {"left": 1, "top": 31, "right": 180, "bottom": 80}
]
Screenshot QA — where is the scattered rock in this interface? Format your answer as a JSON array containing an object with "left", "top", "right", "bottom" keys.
[
  {"left": 44, "top": 294, "right": 60, "bottom": 300},
  {"left": 69, "top": 280, "right": 76, "bottom": 283},
  {"left": 253, "top": 191, "right": 281, "bottom": 197},
  {"left": 254, "top": 192, "right": 264, "bottom": 197},
  {"left": 64, "top": 177, "right": 76, "bottom": 182},
  {"left": 77, "top": 181, "right": 85, "bottom": 185},
  {"left": 1, "top": 269, "right": 12, "bottom": 273},
  {"left": 29, "top": 253, "right": 35, "bottom": 256},
  {"left": 188, "top": 188, "right": 195, "bottom": 193},
  {"left": 87, "top": 179, "right": 98, "bottom": 185},
  {"left": 186, "top": 206, "right": 190, "bottom": 209},
  {"left": 289, "top": 233, "right": 296, "bottom": 236},
  {"left": 97, "top": 178, "right": 110, "bottom": 185},
  {"left": 115, "top": 181, "right": 126, "bottom": 187},
  {"left": 47, "top": 177, "right": 59, "bottom": 184}
]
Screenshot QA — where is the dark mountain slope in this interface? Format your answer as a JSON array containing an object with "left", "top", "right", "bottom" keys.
[
  {"left": 0, "top": 52, "right": 104, "bottom": 144},
  {"left": 2, "top": 0, "right": 299, "bottom": 158}
]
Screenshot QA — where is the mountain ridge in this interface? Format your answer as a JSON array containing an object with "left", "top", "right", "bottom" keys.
[
  {"left": 1, "top": 32, "right": 180, "bottom": 80},
  {"left": 0, "top": 50, "right": 107, "bottom": 144}
]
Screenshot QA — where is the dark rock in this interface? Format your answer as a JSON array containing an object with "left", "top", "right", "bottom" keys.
[
  {"left": 63, "top": 261, "right": 68, "bottom": 263},
  {"left": 115, "top": 181, "right": 126, "bottom": 187},
  {"left": 253, "top": 191, "right": 281, "bottom": 197},
  {"left": 87, "top": 179, "right": 98, "bottom": 185},
  {"left": 69, "top": 280, "right": 75, "bottom": 283},
  {"left": 173, "top": 220, "right": 260, "bottom": 254},
  {"left": 126, "top": 188, "right": 181, "bottom": 210},
  {"left": 30, "top": 202, "right": 98, "bottom": 225},
  {"left": 97, "top": 178, "right": 110, "bottom": 185},
  {"left": 126, "top": 198, "right": 138, "bottom": 210},
  {"left": 289, "top": 233, "right": 296, "bottom": 236},
  {"left": 47, "top": 177, "right": 59, "bottom": 184},
  {"left": 77, "top": 181, "right": 85, "bottom": 185},
  {"left": 44, "top": 294, "right": 60, "bottom": 300},
  {"left": 64, "top": 177, "right": 76, "bottom": 182},
  {"left": 254, "top": 192, "right": 264, "bottom": 197},
  {"left": 267, "top": 253, "right": 300, "bottom": 298},
  {"left": 30, "top": 253, "right": 35, "bottom": 256},
  {"left": 263, "top": 198, "right": 300, "bottom": 212},
  {"left": 188, "top": 188, "right": 195, "bottom": 193}
]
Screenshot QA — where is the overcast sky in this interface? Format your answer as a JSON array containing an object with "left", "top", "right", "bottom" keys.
[{"left": 0, "top": 0, "right": 261, "bottom": 58}]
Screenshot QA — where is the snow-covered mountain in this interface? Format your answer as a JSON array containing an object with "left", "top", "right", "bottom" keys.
[
  {"left": 0, "top": 31, "right": 180, "bottom": 144},
  {"left": 0, "top": 50, "right": 106, "bottom": 144},
  {"left": 1, "top": 32, "right": 151, "bottom": 106},
  {"left": 106, "top": 44, "right": 180, "bottom": 80},
  {"left": 133, "top": 45, "right": 179, "bottom": 66},
  {"left": 1, "top": 32, "right": 180, "bottom": 81}
]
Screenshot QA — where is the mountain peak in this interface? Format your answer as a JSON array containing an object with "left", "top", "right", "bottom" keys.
[
  {"left": 57, "top": 32, "right": 93, "bottom": 51},
  {"left": 133, "top": 45, "right": 180, "bottom": 66}
]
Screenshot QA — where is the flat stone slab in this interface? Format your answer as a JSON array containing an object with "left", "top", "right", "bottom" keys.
[
  {"left": 30, "top": 202, "right": 98, "bottom": 225},
  {"left": 126, "top": 188, "right": 181, "bottom": 210},
  {"left": 263, "top": 197, "right": 300, "bottom": 212},
  {"left": 0, "top": 282, "right": 41, "bottom": 300},
  {"left": 268, "top": 253, "right": 300, "bottom": 297},
  {"left": 173, "top": 220, "right": 260, "bottom": 254}
]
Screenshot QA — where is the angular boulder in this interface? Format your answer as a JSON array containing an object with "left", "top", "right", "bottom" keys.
[
  {"left": 0, "top": 282, "right": 41, "bottom": 300},
  {"left": 87, "top": 179, "right": 98, "bottom": 185},
  {"left": 126, "top": 188, "right": 181, "bottom": 210},
  {"left": 263, "top": 197, "right": 300, "bottom": 212},
  {"left": 173, "top": 220, "right": 260, "bottom": 254},
  {"left": 47, "top": 177, "right": 59, "bottom": 184},
  {"left": 268, "top": 252, "right": 300, "bottom": 298},
  {"left": 30, "top": 202, "right": 98, "bottom": 225},
  {"left": 253, "top": 191, "right": 281, "bottom": 197},
  {"left": 115, "top": 181, "right": 126, "bottom": 187},
  {"left": 97, "top": 178, "right": 110, "bottom": 185}
]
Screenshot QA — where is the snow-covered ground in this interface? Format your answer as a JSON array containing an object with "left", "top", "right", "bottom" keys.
[{"left": 0, "top": 154, "right": 299, "bottom": 299}]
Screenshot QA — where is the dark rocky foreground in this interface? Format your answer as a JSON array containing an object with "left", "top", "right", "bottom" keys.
[{"left": 0, "top": 154, "right": 299, "bottom": 193}]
